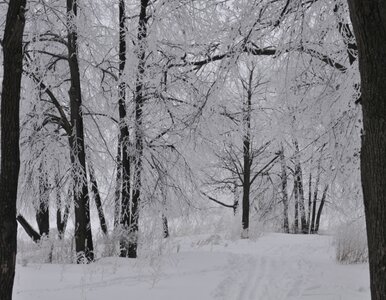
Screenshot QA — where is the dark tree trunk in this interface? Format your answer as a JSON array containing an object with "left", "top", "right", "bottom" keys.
[
  {"left": 114, "top": 140, "right": 122, "bottom": 229},
  {"left": 88, "top": 164, "right": 108, "bottom": 235},
  {"left": 162, "top": 214, "right": 169, "bottom": 238},
  {"left": 66, "top": 0, "right": 94, "bottom": 263},
  {"left": 55, "top": 173, "right": 70, "bottom": 239},
  {"left": 347, "top": 2, "right": 386, "bottom": 298},
  {"left": 293, "top": 174, "right": 299, "bottom": 233},
  {"left": 125, "top": 0, "right": 149, "bottom": 258},
  {"left": 293, "top": 140, "right": 307, "bottom": 233},
  {"left": 0, "top": 1, "right": 26, "bottom": 299},
  {"left": 307, "top": 172, "right": 312, "bottom": 232},
  {"left": 159, "top": 175, "right": 169, "bottom": 239},
  {"left": 314, "top": 184, "right": 328, "bottom": 234},
  {"left": 233, "top": 183, "right": 239, "bottom": 215},
  {"left": 279, "top": 146, "right": 289, "bottom": 233},
  {"left": 310, "top": 158, "right": 321, "bottom": 234},
  {"left": 36, "top": 202, "right": 50, "bottom": 237},
  {"left": 55, "top": 173, "right": 63, "bottom": 238},
  {"left": 16, "top": 215, "right": 41, "bottom": 243},
  {"left": 241, "top": 70, "right": 253, "bottom": 239},
  {"left": 61, "top": 201, "right": 71, "bottom": 236},
  {"left": 36, "top": 170, "right": 50, "bottom": 237},
  {"left": 118, "top": 0, "right": 134, "bottom": 257}
]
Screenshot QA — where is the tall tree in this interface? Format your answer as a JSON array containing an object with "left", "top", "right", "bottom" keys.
[
  {"left": 66, "top": 0, "right": 94, "bottom": 263},
  {"left": 347, "top": 1, "right": 386, "bottom": 299},
  {"left": 118, "top": 0, "right": 133, "bottom": 257},
  {"left": 241, "top": 66, "right": 253, "bottom": 238},
  {"left": 0, "top": 0, "right": 26, "bottom": 299},
  {"left": 128, "top": 0, "right": 150, "bottom": 258}
]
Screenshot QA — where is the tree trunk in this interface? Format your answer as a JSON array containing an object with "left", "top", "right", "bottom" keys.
[
  {"left": 61, "top": 200, "right": 71, "bottom": 237},
  {"left": 17, "top": 215, "right": 41, "bottom": 243},
  {"left": 233, "top": 182, "right": 239, "bottom": 215},
  {"left": 293, "top": 140, "right": 307, "bottom": 233},
  {"left": 241, "top": 68, "right": 253, "bottom": 239},
  {"left": 293, "top": 173, "right": 299, "bottom": 233},
  {"left": 307, "top": 172, "right": 312, "bottom": 232},
  {"left": 57, "top": 186, "right": 71, "bottom": 239},
  {"left": 310, "top": 158, "right": 321, "bottom": 234},
  {"left": 116, "top": 0, "right": 135, "bottom": 257},
  {"left": 314, "top": 184, "right": 328, "bottom": 233},
  {"left": 118, "top": 0, "right": 133, "bottom": 257},
  {"left": 66, "top": 0, "right": 94, "bottom": 263},
  {"left": 347, "top": 2, "right": 386, "bottom": 298},
  {"left": 55, "top": 173, "right": 70, "bottom": 239},
  {"left": 159, "top": 175, "right": 169, "bottom": 239},
  {"left": 36, "top": 170, "right": 50, "bottom": 237},
  {"left": 123, "top": 0, "right": 149, "bottom": 258},
  {"left": 162, "top": 214, "right": 169, "bottom": 238},
  {"left": 88, "top": 164, "right": 108, "bottom": 235},
  {"left": 279, "top": 145, "right": 289, "bottom": 233},
  {"left": 55, "top": 173, "right": 63, "bottom": 238},
  {"left": 0, "top": 1, "right": 26, "bottom": 298},
  {"left": 114, "top": 140, "right": 122, "bottom": 229}
]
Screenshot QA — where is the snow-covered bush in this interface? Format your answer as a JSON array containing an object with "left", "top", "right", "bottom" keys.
[
  {"left": 18, "top": 232, "right": 75, "bottom": 264},
  {"left": 334, "top": 218, "right": 368, "bottom": 264}
]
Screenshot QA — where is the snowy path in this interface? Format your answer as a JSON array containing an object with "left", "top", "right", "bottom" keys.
[
  {"left": 14, "top": 233, "right": 369, "bottom": 300},
  {"left": 214, "top": 234, "right": 369, "bottom": 300}
]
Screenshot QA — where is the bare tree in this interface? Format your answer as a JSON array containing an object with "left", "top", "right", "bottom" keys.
[
  {"left": 347, "top": 1, "right": 386, "bottom": 298},
  {"left": 66, "top": 0, "right": 94, "bottom": 263},
  {"left": 0, "top": 0, "right": 26, "bottom": 299}
]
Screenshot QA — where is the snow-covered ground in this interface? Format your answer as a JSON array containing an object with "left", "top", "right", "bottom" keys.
[{"left": 13, "top": 233, "right": 370, "bottom": 300}]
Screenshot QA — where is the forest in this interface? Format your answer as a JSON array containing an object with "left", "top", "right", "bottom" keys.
[{"left": 0, "top": 0, "right": 385, "bottom": 299}]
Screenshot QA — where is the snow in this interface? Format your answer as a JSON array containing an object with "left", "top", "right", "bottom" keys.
[{"left": 13, "top": 233, "right": 370, "bottom": 300}]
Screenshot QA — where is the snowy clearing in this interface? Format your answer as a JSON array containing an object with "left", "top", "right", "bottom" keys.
[{"left": 13, "top": 233, "right": 369, "bottom": 300}]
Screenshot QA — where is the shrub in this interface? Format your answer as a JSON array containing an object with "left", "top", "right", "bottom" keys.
[{"left": 334, "top": 217, "right": 368, "bottom": 264}]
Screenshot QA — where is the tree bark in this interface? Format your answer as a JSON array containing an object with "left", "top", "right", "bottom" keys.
[
  {"left": 307, "top": 172, "right": 312, "bottom": 232},
  {"left": 241, "top": 68, "right": 253, "bottom": 239},
  {"left": 279, "top": 145, "right": 289, "bottom": 233},
  {"left": 347, "top": 2, "right": 386, "bottom": 298},
  {"left": 124, "top": 0, "right": 149, "bottom": 258},
  {"left": 293, "top": 140, "right": 307, "bottom": 233},
  {"left": 159, "top": 174, "right": 169, "bottom": 239},
  {"left": 17, "top": 215, "right": 41, "bottom": 243},
  {"left": 233, "top": 182, "right": 239, "bottom": 215},
  {"left": 293, "top": 173, "right": 299, "bottom": 233},
  {"left": 314, "top": 184, "right": 328, "bottom": 233},
  {"left": 66, "top": 0, "right": 94, "bottom": 263},
  {"left": 0, "top": 1, "right": 26, "bottom": 298},
  {"left": 114, "top": 140, "right": 122, "bottom": 229},
  {"left": 117, "top": 0, "right": 134, "bottom": 257},
  {"left": 55, "top": 173, "right": 70, "bottom": 239},
  {"left": 162, "top": 215, "right": 169, "bottom": 238},
  {"left": 36, "top": 169, "right": 50, "bottom": 237},
  {"left": 57, "top": 186, "right": 71, "bottom": 239},
  {"left": 310, "top": 158, "right": 321, "bottom": 234},
  {"left": 88, "top": 164, "right": 108, "bottom": 235}
]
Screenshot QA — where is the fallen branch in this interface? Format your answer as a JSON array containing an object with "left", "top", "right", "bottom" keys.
[
  {"left": 201, "top": 191, "right": 236, "bottom": 209},
  {"left": 16, "top": 214, "right": 41, "bottom": 243}
]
